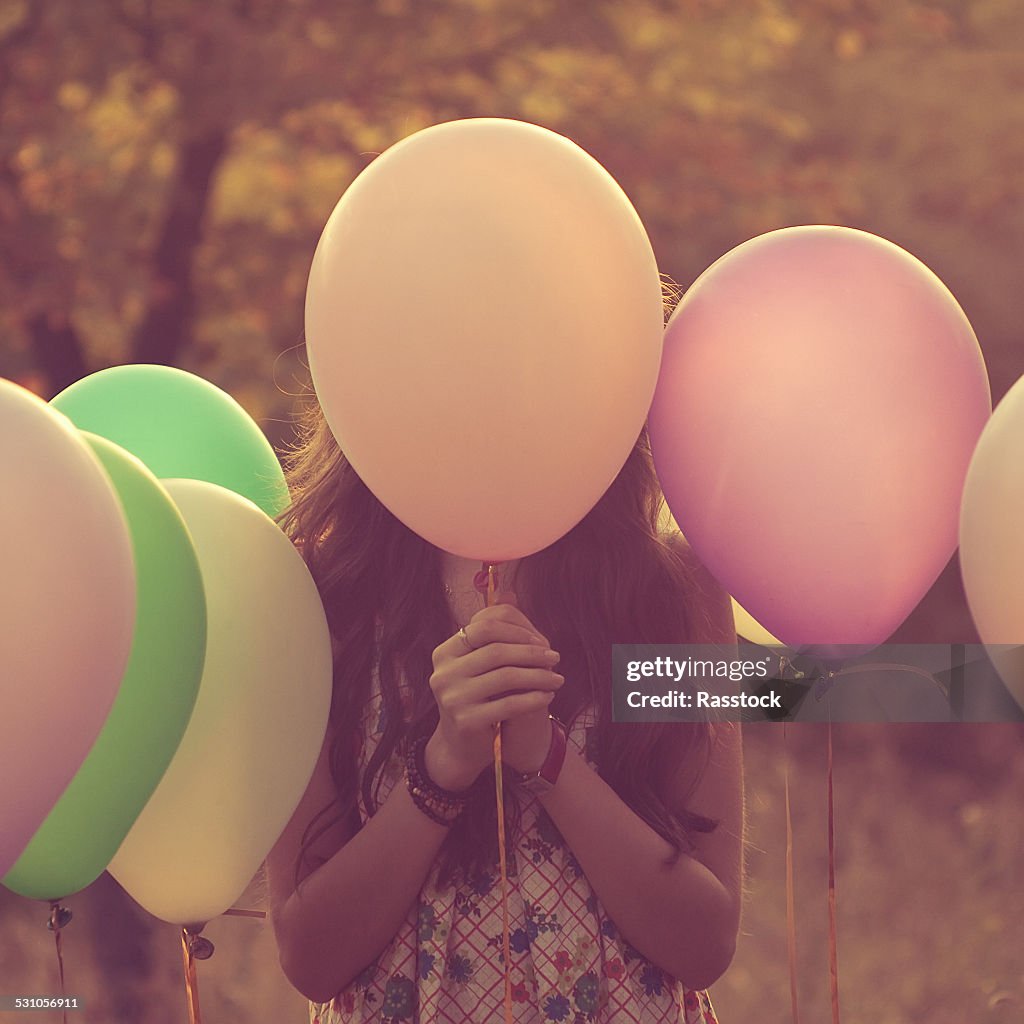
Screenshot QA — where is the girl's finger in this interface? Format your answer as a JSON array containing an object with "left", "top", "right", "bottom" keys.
[
  {"left": 470, "top": 600, "right": 546, "bottom": 639},
  {"left": 468, "top": 666, "right": 563, "bottom": 703},
  {"left": 461, "top": 689, "right": 555, "bottom": 727},
  {"left": 458, "top": 641, "right": 560, "bottom": 676},
  {"left": 438, "top": 618, "right": 546, "bottom": 660}
]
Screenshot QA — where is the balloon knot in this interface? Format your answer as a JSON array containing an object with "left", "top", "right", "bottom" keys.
[{"left": 47, "top": 903, "right": 72, "bottom": 931}]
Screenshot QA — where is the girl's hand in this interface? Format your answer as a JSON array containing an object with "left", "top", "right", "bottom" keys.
[{"left": 425, "top": 596, "right": 563, "bottom": 790}]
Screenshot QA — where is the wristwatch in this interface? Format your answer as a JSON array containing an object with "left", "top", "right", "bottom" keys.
[{"left": 514, "top": 716, "right": 568, "bottom": 795}]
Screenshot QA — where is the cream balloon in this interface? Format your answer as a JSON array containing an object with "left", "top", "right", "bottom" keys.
[
  {"left": 305, "top": 118, "right": 664, "bottom": 561},
  {"left": 960, "top": 373, "right": 1024, "bottom": 707},
  {"left": 107, "top": 479, "right": 331, "bottom": 925}
]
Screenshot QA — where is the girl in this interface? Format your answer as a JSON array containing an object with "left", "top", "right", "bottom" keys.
[{"left": 267, "top": 402, "right": 744, "bottom": 1024}]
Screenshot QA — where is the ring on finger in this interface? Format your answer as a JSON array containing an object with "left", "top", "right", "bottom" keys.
[{"left": 458, "top": 625, "right": 475, "bottom": 652}]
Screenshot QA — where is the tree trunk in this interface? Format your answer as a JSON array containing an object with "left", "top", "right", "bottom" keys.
[
  {"left": 132, "top": 127, "right": 228, "bottom": 366},
  {"left": 27, "top": 312, "right": 89, "bottom": 398}
]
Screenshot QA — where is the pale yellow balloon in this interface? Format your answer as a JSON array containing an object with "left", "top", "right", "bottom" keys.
[
  {"left": 731, "top": 600, "right": 783, "bottom": 648},
  {"left": 108, "top": 480, "right": 332, "bottom": 926},
  {"left": 960, "top": 373, "right": 1024, "bottom": 707},
  {"left": 656, "top": 502, "right": 680, "bottom": 538}
]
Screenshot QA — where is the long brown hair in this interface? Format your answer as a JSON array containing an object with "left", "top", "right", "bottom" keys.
[{"left": 279, "top": 400, "right": 720, "bottom": 891}]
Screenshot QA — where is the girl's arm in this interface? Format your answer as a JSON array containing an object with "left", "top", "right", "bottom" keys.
[
  {"left": 537, "top": 723, "right": 743, "bottom": 990},
  {"left": 266, "top": 721, "right": 454, "bottom": 1003},
  {"left": 267, "top": 615, "right": 563, "bottom": 1004},
  {"left": 536, "top": 535, "right": 744, "bottom": 991}
]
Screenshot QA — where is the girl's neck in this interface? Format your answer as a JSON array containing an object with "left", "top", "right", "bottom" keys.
[{"left": 439, "top": 551, "right": 522, "bottom": 598}]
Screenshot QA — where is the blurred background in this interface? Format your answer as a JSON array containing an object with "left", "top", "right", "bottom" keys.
[{"left": 1, "top": 0, "right": 1022, "bottom": 1021}]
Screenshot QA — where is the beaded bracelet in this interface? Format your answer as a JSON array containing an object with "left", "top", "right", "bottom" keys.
[{"left": 403, "top": 735, "right": 470, "bottom": 827}]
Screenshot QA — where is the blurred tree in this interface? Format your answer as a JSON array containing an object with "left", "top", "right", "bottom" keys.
[
  {"left": 0, "top": 0, "right": 844, "bottom": 405},
  {"left": 3, "top": 0, "right": 1019, "bottom": 412},
  {"left": 2, "top": 0, "right": 1023, "bottom": 1013},
  {"left": 1, "top": 0, "right": 1019, "bottom": 592}
]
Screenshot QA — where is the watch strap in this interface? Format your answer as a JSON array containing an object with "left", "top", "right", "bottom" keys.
[{"left": 516, "top": 716, "right": 568, "bottom": 795}]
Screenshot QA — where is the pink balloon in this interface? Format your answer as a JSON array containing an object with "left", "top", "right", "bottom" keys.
[
  {"left": 649, "top": 226, "right": 990, "bottom": 648},
  {"left": 0, "top": 380, "right": 136, "bottom": 878}
]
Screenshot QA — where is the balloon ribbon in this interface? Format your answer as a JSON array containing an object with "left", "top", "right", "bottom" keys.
[
  {"left": 180, "top": 929, "right": 203, "bottom": 1024},
  {"left": 48, "top": 902, "right": 69, "bottom": 1024},
  {"left": 783, "top": 723, "right": 801, "bottom": 1024},
  {"left": 484, "top": 561, "right": 515, "bottom": 1024},
  {"left": 827, "top": 719, "right": 841, "bottom": 1024}
]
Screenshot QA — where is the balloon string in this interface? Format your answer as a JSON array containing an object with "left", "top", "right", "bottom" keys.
[
  {"left": 826, "top": 720, "right": 841, "bottom": 1024},
  {"left": 485, "top": 561, "right": 514, "bottom": 1024},
  {"left": 783, "top": 725, "right": 801, "bottom": 1024},
  {"left": 832, "top": 662, "right": 939, "bottom": 687},
  {"left": 181, "top": 929, "right": 203, "bottom": 1024},
  {"left": 48, "top": 903, "right": 68, "bottom": 1024}
]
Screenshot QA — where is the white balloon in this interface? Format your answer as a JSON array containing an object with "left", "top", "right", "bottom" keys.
[
  {"left": 108, "top": 479, "right": 332, "bottom": 925},
  {"left": 1, "top": 378, "right": 135, "bottom": 879},
  {"left": 960, "top": 373, "right": 1024, "bottom": 708}
]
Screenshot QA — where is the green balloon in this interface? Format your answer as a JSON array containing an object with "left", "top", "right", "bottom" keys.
[
  {"left": 51, "top": 364, "right": 289, "bottom": 517},
  {"left": 3, "top": 433, "right": 206, "bottom": 899}
]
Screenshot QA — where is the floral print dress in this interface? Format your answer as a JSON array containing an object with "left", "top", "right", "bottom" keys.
[{"left": 309, "top": 662, "right": 720, "bottom": 1024}]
